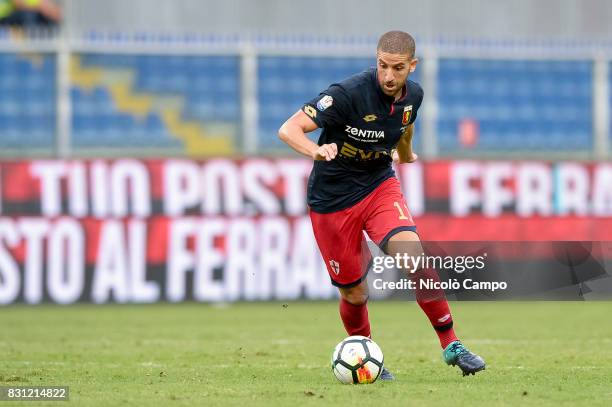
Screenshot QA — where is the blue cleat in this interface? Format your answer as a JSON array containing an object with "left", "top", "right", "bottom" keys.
[
  {"left": 379, "top": 366, "right": 395, "bottom": 381},
  {"left": 443, "top": 341, "right": 486, "bottom": 376}
]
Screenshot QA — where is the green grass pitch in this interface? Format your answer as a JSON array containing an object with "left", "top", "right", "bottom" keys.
[{"left": 1, "top": 301, "right": 611, "bottom": 406}]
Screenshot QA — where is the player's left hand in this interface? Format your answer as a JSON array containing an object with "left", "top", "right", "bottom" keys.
[
  {"left": 313, "top": 143, "right": 338, "bottom": 161},
  {"left": 392, "top": 150, "right": 418, "bottom": 163}
]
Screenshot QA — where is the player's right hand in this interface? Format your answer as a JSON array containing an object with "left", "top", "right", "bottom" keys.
[{"left": 312, "top": 143, "right": 338, "bottom": 161}]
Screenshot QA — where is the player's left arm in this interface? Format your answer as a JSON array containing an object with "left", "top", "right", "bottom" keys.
[{"left": 393, "top": 124, "right": 418, "bottom": 164}]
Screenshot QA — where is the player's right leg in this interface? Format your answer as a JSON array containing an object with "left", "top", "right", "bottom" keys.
[
  {"left": 336, "top": 278, "right": 393, "bottom": 381},
  {"left": 310, "top": 206, "right": 396, "bottom": 381},
  {"left": 309, "top": 208, "right": 372, "bottom": 338},
  {"left": 337, "top": 279, "right": 370, "bottom": 337}
]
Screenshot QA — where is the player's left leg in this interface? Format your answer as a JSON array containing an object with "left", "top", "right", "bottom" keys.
[
  {"left": 386, "top": 231, "right": 485, "bottom": 376},
  {"left": 363, "top": 177, "right": 485, "bottom": 376},
  {"left": 386, "top": 231, "right": 458, "bottom": 348}
]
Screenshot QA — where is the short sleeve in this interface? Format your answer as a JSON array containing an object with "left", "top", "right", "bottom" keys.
[{"left": 302, "top": 85, "right": 352, "bottom": 128}]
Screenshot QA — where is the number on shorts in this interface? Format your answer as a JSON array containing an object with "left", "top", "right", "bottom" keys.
[{"left": 393, "top": 201, "right": 410, "bottom": 220}]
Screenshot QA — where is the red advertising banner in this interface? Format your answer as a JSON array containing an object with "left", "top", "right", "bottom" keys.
[{"left": 0, "top": 159, "right": 611, "bottom": 304}]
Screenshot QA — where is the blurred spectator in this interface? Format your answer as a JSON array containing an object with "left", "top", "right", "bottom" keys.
[
  {"left": 458, "top": 118, "right": 479, "bottom": 148},
  {"left": 0, "top": 0, "right": 62, "bottom": 27}
]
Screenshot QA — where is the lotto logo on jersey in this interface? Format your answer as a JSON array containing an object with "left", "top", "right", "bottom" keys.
[
  {"left": 316, "top": 95, "right": 333, "bottom": 111},
  {"left": 304, "top": 105, "right": 317, "bottom": 118},
  {"left": 402, "top": 105, "right": 413, "bottom": 125}
]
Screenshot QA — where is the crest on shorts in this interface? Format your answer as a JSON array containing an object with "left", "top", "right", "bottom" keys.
[
  {"left": 329, "top": 259, "right": 340, "bottom": 275},
  {"left": 402, "top": 105, "right": 413, "bottom": 125}
]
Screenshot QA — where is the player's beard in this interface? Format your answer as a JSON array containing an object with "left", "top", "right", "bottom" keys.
[{"left": 382, "top": 81, "right": 402, "bottom": 98}]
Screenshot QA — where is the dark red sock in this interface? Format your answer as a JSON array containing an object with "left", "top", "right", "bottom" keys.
[
  {"left": 413, "top": 268, "right": 458, "bottom": 349},
  {"left": 339, "top": 298, "right": 371, "bottom": 337}
]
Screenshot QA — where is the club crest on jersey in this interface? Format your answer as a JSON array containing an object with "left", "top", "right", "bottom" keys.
[
  {"left": 316, "top": 95, "right": 333, "bottom": 111},
  {"left": 363, "top": 114, "right": 377, "bottom": 122},
  {"left": 402, "top": 105, "right": 413, "bottom": 125}
]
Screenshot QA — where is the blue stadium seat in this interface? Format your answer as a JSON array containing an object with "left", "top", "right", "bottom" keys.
[
  {"left": 0, "top": 53, "right": 56, "bottom": 150},
  {"left": 77, "top": 53, "right": 240, "bottom": 149},
  {"left": 71, "top": 83, "right": 184, "bottom": 149},
  {"left": 437, "top": 58, "right": 593, "bottom": 152}
]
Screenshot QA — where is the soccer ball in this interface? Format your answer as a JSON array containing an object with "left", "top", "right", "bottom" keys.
[{"left": 331, "top": 335, "right": 384, "bottom": 384}]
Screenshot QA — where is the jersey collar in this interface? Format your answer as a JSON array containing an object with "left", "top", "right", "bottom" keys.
[{"left": 372, "top": 68, "right": 408, "bottom": 105}]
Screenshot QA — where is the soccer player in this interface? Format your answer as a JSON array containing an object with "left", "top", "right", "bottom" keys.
[{"left": 278, "top": 30, "right": 485, "bottom": 379}]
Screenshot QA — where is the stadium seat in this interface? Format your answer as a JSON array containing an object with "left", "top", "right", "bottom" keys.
[
  {"left": 74, "top": 53, "right": 239, "bottom": 151},
  {"left": 0, "top": 53, "right": 56, "bottom": 151},
  {"left": 437, "top": 58, "right": 593, "bottom": 152},
  {"left": 71, "top": 84, "right": 182, "bottom": 149}
]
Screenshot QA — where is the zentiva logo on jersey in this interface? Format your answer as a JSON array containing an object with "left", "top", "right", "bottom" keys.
[
  {"left": 344, "top": 125, "right": 385, "bottom": 142},
  {"left": 402, "top": 105, "right": 413, "bottom": 125}
]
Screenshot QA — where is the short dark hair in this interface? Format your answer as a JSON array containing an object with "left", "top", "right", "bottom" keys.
[{"left": 377, "top": 31, "right": 416, "bottom": 58}]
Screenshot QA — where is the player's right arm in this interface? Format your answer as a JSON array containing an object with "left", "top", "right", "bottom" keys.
[{"left": 278, "top": 110, "right": 338, "bottom": 161}]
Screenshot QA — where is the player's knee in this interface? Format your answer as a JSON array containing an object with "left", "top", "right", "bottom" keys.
[
  {"left": 385, "top": 231, "right": 421, "bottom": 256},
  {"left": 339, "top": 286, "right": 369, "bottom": 305},
  {"left": 343, "top": 292, "right": 369, "bottom": 305},
  {"left": 388, "top": 230, "right": 420, "bottom": 243},
  {"left": 386, "top": 230, "right": 426, "bottom": 273}
]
